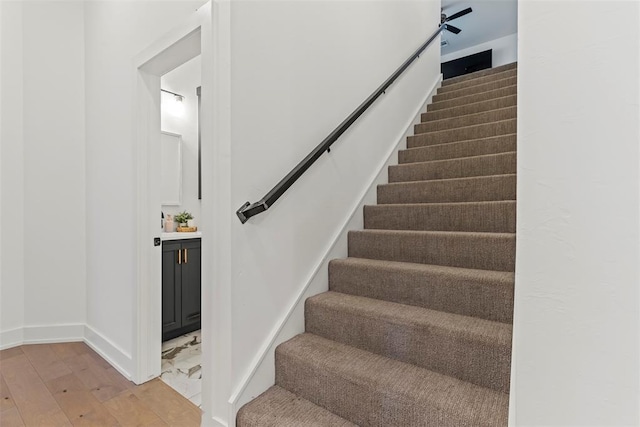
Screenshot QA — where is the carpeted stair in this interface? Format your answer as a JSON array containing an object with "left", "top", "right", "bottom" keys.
[{"left": 237, "top": 62, "right": 517, "bottom": 426}]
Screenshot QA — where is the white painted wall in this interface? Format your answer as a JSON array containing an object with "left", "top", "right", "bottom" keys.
[
  {"left": 0, "top": 1, "right": 86, "bottom": 347},
  {"left": 512, "top": 1, "right": 640, "bottom": 425},
  {"left": 161, "top": 55, "right": 202, "bottom": 226},
  {"left": 22, "top": 0, "right": 86, "bottom": 331},
  {"left": 0, "top": 1, "right": 25, "bottom": 347},
  {"left": 441, "top": 33, "right": 517, "bottom": 68},
  {"left": 84, "top": 0, "right": 206, "bottom": 368},
  {"left": 226, "top": 0, "right": 442, "bottom": 418}
]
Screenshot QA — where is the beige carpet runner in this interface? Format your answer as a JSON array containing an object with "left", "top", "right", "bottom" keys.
[{"left": 237, "top": 62, "right": 517, "bottom": 426}]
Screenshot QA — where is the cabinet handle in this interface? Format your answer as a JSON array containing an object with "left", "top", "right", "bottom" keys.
[
  {"left": 178, "top": 249, "right": 182, "bottom": 264},
  {"left": 184, "top": 248, "right": 188, "bottom": 264}
]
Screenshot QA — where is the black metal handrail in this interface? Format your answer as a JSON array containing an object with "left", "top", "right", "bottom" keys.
[{"left": 236, "top": 24, "right": 446, "bottom": 224}]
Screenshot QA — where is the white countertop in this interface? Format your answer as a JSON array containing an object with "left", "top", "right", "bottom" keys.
[{"left": 161, "top": 231, "right": 202, "bottom": 241}]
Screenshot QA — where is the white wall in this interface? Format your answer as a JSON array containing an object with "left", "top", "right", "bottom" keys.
[
  {"left": 0, "top": 0, "right": 25, "bottom": 347},
  {"left": 84, "top": 0, "right": 206, "bottom": 368},
  {"left": 161, "top": 56, "right": 202, "bottom": 225},
  {"left": 512, "top": 1, "right": 640, "bottom": 425},
  {"left": 227, "top": 0, "right": 442, "bottom": 417},
  {"left": 22, "top": 0, "right": 86, "bottom": 331},
  {"left": 0, "top": 1, "right": 86, "bottom": 347},
  {"left": 441, "top": 33, "right": 517, "bottom": 68}
]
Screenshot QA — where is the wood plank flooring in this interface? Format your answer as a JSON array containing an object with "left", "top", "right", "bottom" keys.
[{"left": 0, "top": 343, "right": 201, "bottom": 426}]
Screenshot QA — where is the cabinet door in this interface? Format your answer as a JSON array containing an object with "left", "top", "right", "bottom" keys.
[
  {"left": 180, "top": 239, "right": 201, "bottom": 328},
  {"left": 162, "top": 242, "right": 182, "bottom": 335}
]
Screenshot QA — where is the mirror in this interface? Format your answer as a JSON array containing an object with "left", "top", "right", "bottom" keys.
[{"left": 161, "top": 131, "right": 182, "bottom": 206}]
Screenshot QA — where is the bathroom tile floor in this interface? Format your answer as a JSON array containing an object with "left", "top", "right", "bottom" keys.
[{"left": 161, "top": 330, "right": 202, "bottom": 407}]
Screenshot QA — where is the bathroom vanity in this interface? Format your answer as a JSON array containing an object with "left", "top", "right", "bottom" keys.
[{"left": 161, "top": 233, "right": 201, "bottom": 342}]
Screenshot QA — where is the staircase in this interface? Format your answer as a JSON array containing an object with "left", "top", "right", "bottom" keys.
[{"left": 237, "top": 62, "right": 517, "bottom": 426}]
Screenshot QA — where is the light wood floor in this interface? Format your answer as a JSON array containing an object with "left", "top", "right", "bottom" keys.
[{"left": 0, "top": 342, "right": 201, "bottom": 426}]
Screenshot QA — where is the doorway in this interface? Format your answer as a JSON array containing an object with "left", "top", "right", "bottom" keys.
[
  {"left": 133, "top": 3, "right": 233, "bottom": 423},
  {"left": 159, "top": 55, "right": 203, "bottom": 407},
  {"left": 133, "top": 7, "right": 205, "bottom": 396}
]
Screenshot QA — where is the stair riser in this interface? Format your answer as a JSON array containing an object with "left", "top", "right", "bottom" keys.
[
  {"left": 275, "top": 335, "right": 509, "bottom": 427},
  {"left": 399, "top": 135, "right": 517, "bottom": 164},
  {"left": 428, "top": 85, "right": 517, "bottom": 111},
  {"left": 434, "top": 76, "right": 517, "bottom": 102},
  {"left": 439, "top": 69, "right": 517, "bottom": 94},
  {"left": 378, "top": 174, "right": 517, "bottom": 204},
  {"left": 409, "top": 119, "right": 516, "bottom": 148},
  {"left": 444, "top": 62, "right": 517, "bottom": 86},
  {"left": 348, "top": 231, "right": 516, "bottom": 272},
  {"left": 329, "top": 259, "right": 514, "bottom": 323},
  {"left": 415, "top": 107, "right": 516, "bottom": 134},
  {"left": 421, "top": 95, "right": 517, "bottom": 123},
  {"left": 364, "top": 202, "right": 516, "bottom": 233},
  {"left": 305, "top": 298, "right": 512, "bottom": 393},
  {"left": 389, "top": 152, "right": 516, "bottom": 183}
]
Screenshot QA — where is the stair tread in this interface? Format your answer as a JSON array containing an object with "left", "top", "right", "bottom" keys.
[
  {"left": 390, "top": 151, "right": 517, "bottom": 181},
  {"left": 409, "top": 119, "right": 516, "bottom": 148},
  {"left": 366, "top": 200, "right": 516, "bottom": 208},
  {"left": 403, "top": 133, "right": 517, "bottom": 152},
  {"left": 276, "top": 333, "right": 509, "bottom": 426},
  {"left": 414, "top": 118, "right": 517, "bottom": 137},
  {"left": 306, "top": 291, "right": 512, "bottom": 392},
  {"left": 439, "top": 69, "right": 517, "bottom": 93},
  {"left": 443, "top": 62, "right": 517, "bottom": 85},
  {"left": 333, "top": 257, "right": 515, "bottom": 281},
  {"left": 348, "top": 230, "right": 516, "bottom": 272},
  {"left": 429, "top": 85, "right": 517, "bottom": 111},
  {"left": 434, "top": 76, "right": 517, "bottom": 102},
  {"left": 422, "top": 95, "right": 517, "bottom": 122},
  {"left": 237, "top": 385, "right": 357, "bottom": 427},
  {"left": 416, "top": 107, "right": 517, "bottom": 134},
  {"left": 379, "top": 173, "right": 517, "bottom": 189},
  {"left": 420, "top": 106, "right": 517, "bottom": 127},
  {"left": 377, "top": 174, "right": 517, "bottom": 205},
  {"left": 394, "top": 151, "right": 516, "bottom": 168},
  {"left": 399, "top": 134, "right": 517, "bottom": 163},
  {"left": 308, "top": 291, "right": 512, "bottom": 344},
  {"left": 350, "top": 229, "right": 516, "bottom": 237},
  {"left": 364, "top": 199, "right": 516, "bottom": 233},
  {"left": 329, "top": 257, "right": 514, "bottom": 324}
]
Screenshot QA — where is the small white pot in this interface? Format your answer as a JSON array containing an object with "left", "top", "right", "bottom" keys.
[{"left": 187, "top": 219, "right": 195, "bottom": 228}]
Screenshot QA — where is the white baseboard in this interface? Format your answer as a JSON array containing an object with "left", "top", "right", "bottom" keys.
[
  {"left": 202, "top": 413, "right": 228, "bottom": 427},
  {"left": 23, "top": 323, "right": 85, "bottom": 344},
  {"left": 1, "top": 323, "right": 85, "bottom": 350},
  {"left": 228, "top": 73, "right": 443, "bottom": 419},
  {"left": 84, "top": 324, "right": 133, "bottom": 379},
  {"left": 0, "top": 327, "right": 24, "bottom": 350},
  {"left": 0, "top": 323, "right": 133, "bottom": 381}
]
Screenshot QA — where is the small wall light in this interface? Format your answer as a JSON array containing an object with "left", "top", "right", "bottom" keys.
[{"left": 161, "top": 89, "right": 185, "bottom": 118}]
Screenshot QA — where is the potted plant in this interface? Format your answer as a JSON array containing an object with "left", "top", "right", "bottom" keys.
[{"left": 174, "top": 211, "right": 193, "bottom": 227}]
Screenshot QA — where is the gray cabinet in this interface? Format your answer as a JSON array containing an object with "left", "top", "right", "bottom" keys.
[{"left": 162, "top": 238, "right": 201, "bottom": 342}]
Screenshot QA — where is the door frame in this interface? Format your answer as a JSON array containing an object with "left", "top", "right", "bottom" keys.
[{"left": 132, "top": 2, "right": 232, "bottom": 425}]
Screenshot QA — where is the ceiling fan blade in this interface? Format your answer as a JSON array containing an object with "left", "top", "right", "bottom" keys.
[
  {"left": 446, "top": 7, "right": 472, "bottom": 21},
  {"left": 445, "top": 24, "right": 462, "bottom": 34}
]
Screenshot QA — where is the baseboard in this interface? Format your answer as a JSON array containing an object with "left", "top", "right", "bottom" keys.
[
  {"left": 0, "top": 327, "right": 24, "bottom": 350},
  {"left": 23, "top": 323, "right": 85, "bottom": 343},
  {"left": 202, "top": 413, "right": 228, "bottom": 427},
  {"left": 0, "top": 323, "right": 85, "bottom": 350},
  {"left": 0, "top": 323, "right": 133, "bottom": 381},
  {"left": 85, "top": 324, "right": 133, "bottom": 380},
  {"left": 228, "top": 73, "right": 444, "bottom": 417}
]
